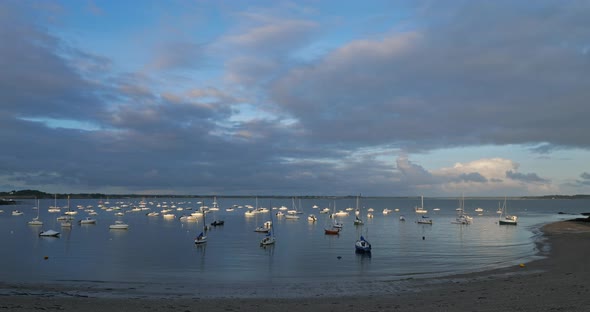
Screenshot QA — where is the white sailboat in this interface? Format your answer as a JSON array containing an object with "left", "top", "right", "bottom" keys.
[
  {"left": 260, "top": 201, "right": 276, "bottom": 247},
  {"left": 61, "top": 196, "right": 73, "bottom": 228},
  {"left": 415, "top": 195, "right": 428, "bottom": 214},
  {"left": 498, "top": 197, "right": 517, "bottom": 225},
  {"left": 452, "top": 194, "right": 472, "bottom": 224},
  {"left": 353, "top": 195, "right": 363, "bottom": 225},
  {"left": 28, "top": 198, "right": 43, "bottom": 226}
]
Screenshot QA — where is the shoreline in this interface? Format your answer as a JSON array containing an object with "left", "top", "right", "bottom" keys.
[{"left": 2, "top": 219, "right": 590, "bottom": 311}]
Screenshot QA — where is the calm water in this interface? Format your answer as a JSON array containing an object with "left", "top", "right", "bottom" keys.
[{"left": 0, "top": 197, "right": 586, "bottom": 297}]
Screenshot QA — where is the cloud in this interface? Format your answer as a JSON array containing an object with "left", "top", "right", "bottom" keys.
[
  {"left": 573, "top": 172, "right": 590, "bottom": 186},
  {"left": 506, "top": 170, "right": 549, "bottom": 183},
  {"left": 0, "top": 1, "right": 587, "bottom": 196},
  {"left": 0, "top": 3, "right": 105, "bottom": 121},
  {"left": 149, "top": 41, "right": 207, "bottom": 71},
  {"left": 226, "top": 19, "right": 318, "bottom": 55},
  {"left": 266, "top": 1, "right": 590, "bottom": 152},
  {"left": 393, "top": 157, "right": 555, "bottom": 196}
]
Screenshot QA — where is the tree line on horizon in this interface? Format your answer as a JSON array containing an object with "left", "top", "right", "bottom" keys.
[{"left": 1, "top": 189, "right": 589, "bottom": 201}]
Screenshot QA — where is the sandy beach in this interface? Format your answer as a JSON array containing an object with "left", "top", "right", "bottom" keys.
[{"left": 2, "top": 219, "right": 589, "bottom": 311}]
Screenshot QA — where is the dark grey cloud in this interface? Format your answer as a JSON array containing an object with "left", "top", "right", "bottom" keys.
[
  {"left": 575, "top": 172, "right": 590, "bottom": 186},
  {"left": 506, "top": 170, "right": 549, "bottom": 184},
  {"left": 457, "top": 173, "right": 488, "bottom": 183},
  {"left": 266, "top": 0, "right": 590, "bottom": 152},
  {"left": 0, "top": 4, "right": 106, "bottom": 122}
]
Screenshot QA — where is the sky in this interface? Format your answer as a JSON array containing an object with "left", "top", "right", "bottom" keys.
[{"left": 1, "top": 0, "right": 590, "bottom": 197}]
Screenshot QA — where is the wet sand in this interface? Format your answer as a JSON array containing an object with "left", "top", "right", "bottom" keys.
[{"left": 2, "top": 220, "right": 589, "bottom": 311}]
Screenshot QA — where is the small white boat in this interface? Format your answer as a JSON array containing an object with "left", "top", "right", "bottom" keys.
[
  {"left": 475, "top": 207, "right": 484, "bottom": 212},
  {"left": 334, "top": 210, "right": 349, "bottom": 217},
  {"left": 56, "top": 215, "right": 74, "bottom": 221},
  {"left": 39, "top": 229, "right": 60, "bottom": 237},
  {"left": 61, "top": 221, "right": 72, "bottom": 228},
  {"left": 260, "top": 232, "right": 275, "bottom": 246},
  {"left": 399, "top": 215, "right": 406, "bottom": 221},
  {"left": 109, "top": 220, "right": 129, "bottom": 230},
  {"left": 307, "top": 214, "right": 317, "bottom": 222},
  {"left": 179, "top": 215, "right": 197, "bottom": 222},
  {"left": 255, "top": 225, "right": 271, "bottom": 233},
  {"left": 79, "top": 217, "right": 97, "bottom": 224},
  {"left": 194, "top": 232, "right": 207, "bottom": 245},
  {"left": 284, "top": 214, "right": 300, "bottom": 220},
  {"left": 12, "top": 210, "right": 23, "bottom": 216},
  {"left": 417, "top": 216, "right": 433, "bottom": 225},
  {"left": 28, "top": 218, "right": 43, "bottom": 226}
]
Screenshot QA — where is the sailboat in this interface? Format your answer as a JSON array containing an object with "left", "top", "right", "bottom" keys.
[
  {"left": 28, "top": 198, "right": 43, "bottom": 226},
  {"left": 452, "top": 194, "right": 472, "bottom": 224},
  {"left": 48, "top": 194, "right": 60, "bottom": 213},
  {"left": 254, "top": 197, "right": 271, "bottom": 232},
  {"left": 209, "top": 197, "right": 224, "bottom": 226},
  {"left": 353, "top": 195, "right": 363, "bottom": 226},
  {"left": 324, "top": 201, "right": 341, "bottom": 235},
  {"left": 498, "top": 197, "right": 517, "bottom": 225},
  {"left": 194, "top": 205, "right": 208, "bottom": 244},
  {"left": 355, "top": 234, "right": 371, "bottom": 253},
  {"left": 415, "top": 195, "right": 428, "bottom": 213},
  {"left": 61, "top": 196, "right": 73, "bottom": 228},
  {"left": 355, "top": 205, "right": 371, "bottom": 253},
  {"left": 210, "top": 196, "right": 220, "bottom": 211},
  {"left": 260, "top": 201, "right": 276, "bottom": 247},
  {"left": 285, "top": 197, "right": 301, "bottom": 219}
]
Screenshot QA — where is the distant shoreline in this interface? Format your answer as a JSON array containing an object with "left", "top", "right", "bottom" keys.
[{"left": 2, "top": 190, "right": 590, "bottom": 200}]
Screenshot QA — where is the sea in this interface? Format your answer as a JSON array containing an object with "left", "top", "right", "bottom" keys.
[{"left": 0, "top": 196, "right": 586, "bottom": 298}]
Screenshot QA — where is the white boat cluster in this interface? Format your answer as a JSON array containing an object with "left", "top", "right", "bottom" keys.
[{"left": 13, "top": 195, "right": 517, "bottom": 244}]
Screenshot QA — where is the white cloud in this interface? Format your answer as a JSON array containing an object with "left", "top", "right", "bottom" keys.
[{"left": 395, "top": 157, "right": 556, "bottom": 196}]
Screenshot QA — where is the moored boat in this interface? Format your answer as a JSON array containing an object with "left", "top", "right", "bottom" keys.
[
  {"left": 39, "top": 229, "right": 60, "bottom": 237},
  {"left": 109, "top": 220, "right": 129, "bottom": 230},
  {"left": 355, "top": 235, "right": 371, "bottom": 253}
]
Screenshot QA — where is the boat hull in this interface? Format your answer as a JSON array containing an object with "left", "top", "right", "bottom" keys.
[
  {"left": 39, "top": 230, "right": 60, "bottom": 237},
  {"left": 324, "top": 229, "right": 340, "bottom": 235}
]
